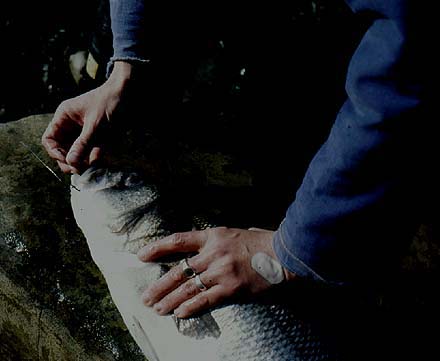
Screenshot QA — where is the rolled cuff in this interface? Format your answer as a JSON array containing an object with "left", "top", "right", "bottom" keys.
[
  {"left": 273, "top": 221, "right": 328, "bottom": 284},
  {"left": 106, "top": 56, "right": 150, "bottom": 78}
]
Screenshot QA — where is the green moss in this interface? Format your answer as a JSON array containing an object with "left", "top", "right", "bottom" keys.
[{"left": 0, "top": 321, "right": 35, "bottom": 361}]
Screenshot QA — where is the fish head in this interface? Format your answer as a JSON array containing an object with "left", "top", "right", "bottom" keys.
[
  {"left": 71, "top": 167, "right": 165, "bottom": 254},
  {"left": 72, "top": 166, "right": 157, "bottom": 212}
]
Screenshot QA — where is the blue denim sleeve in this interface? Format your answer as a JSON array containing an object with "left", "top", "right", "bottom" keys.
[
  {"left": 273, "top": 0, "right": 430, "bottom": 284},
  {"left": 107, "top": 0, "right": 149, "bottom": 75}
]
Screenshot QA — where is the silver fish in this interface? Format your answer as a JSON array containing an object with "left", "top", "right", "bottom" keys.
[{"left": 70, "top": 167, "right": 338, "bottom": 361}]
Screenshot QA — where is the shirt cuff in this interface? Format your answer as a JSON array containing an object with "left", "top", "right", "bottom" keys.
[
  {"left": 273, "top": 220, "right": 328, "bottom": 284},
  {"left": 106, "top": 56, "right": 151, "bottom": 78}
]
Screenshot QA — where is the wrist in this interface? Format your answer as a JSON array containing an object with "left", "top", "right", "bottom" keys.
[
  {"left": 283, "top": 267, "right": 297, "bottom": 282},
  {"left": 106, "top": 61, "right": 133, "bottom": 92}
]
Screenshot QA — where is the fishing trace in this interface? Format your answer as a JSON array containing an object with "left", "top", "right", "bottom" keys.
[{"left": 20, "top": 141, "right": 80, "bottom": 192}]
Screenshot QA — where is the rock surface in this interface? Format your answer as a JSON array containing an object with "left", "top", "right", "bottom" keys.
[
  {"left": 0, "top": 269, "right": 109, "bottom": 361},
  {"left": 0, "top": 114, "right": 145, "bottom": 361}
]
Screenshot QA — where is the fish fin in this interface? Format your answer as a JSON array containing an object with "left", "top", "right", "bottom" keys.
[
  {"left": 132, "top": 316, "right": 161, "bottom": 361},
  {"left": 113, "top": 201, "right": 159, "bottom": 236},
  {"left": 172, "top": 313, "right": 221, "bottom": 340}
]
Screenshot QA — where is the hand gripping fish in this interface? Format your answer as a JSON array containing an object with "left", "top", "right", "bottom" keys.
[{"left": 70, "top": 167, "right": 338, "bottom": 361}]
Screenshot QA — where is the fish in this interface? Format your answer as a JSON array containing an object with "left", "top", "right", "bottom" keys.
[{"left": 70, "top": 167, "right": 338, "bottom": 361}]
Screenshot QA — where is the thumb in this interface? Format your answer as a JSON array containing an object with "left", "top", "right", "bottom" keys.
[
  {"left": 248, "top": 227, "right": 273, "bottom": 233},
  {"left": 66, "top": 122, "right": 95, "bottom": 169}
]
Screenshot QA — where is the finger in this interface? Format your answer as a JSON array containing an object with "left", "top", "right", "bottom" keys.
[
  {"left": 149, "top": 275, "right": 207, "bottom": 315},
  {"left": 41, "top": 127, "right": 67, "bottom": 163},
  {"left": 141, "top": 255, "right": 206, "bottom": 307},
  {"left": 248, "top": 227, "right": 272, "bottom": 232},
  {"left": 57, "top": 160, "right": 77, "bottom": 174},
  {"left": 42, "top": 108, "right": 80, "bottom": 162},
  {"left": 137, "top": 230, "right": 208, "bottom": 262},
  {"left": 89, "top": 146, "right": 102, "bottom": 165},
  {"left": 49, "top": 147, "right": 67, "bottom": 163},
  {"left": 41, "top": 139, "right": 66, "bottom": 162},
  {"left": 173, "top": 285, "right": 227, "bottom": 318},
  {"left": 66, "top": 121, "right": 95, "bottom": 168},
  {"left": 151, "top": 272, "right": 216, "bottom": 316}
]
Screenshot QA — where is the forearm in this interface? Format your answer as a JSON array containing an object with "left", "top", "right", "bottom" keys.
[
  {"left": 108, "top": 0, "right": 149, "bottom": 75},
  {"left": 106, "top": 61, "right": 133, "bottom": 88},
  {"left": 274, "top": 1, "right": 429, "bottom": 285}
]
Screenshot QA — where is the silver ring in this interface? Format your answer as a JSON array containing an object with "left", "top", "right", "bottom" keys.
[
  {"left": 194, "top": 274, "right": 208, "bottom": 291},
  {"left": 180, "top": 258, "right": 196, "bottom": 279}
]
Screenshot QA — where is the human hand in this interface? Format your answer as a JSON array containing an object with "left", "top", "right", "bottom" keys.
[
  {"left": 137, "top": 227, "right": 296, "bottom": 318},
  {"left": 41, "top": 62, "right": 133, "bottom": 173}
]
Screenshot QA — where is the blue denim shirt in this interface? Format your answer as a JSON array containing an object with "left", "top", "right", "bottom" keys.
[
  {"left": 107, "top": 0, "right": 150, "bottom": 75},
  {"left": 274, "top": 0, "right": 431, "bottom": 284},
  {"left": 109, "top": 0, "right": 431, "bottom": 285}
]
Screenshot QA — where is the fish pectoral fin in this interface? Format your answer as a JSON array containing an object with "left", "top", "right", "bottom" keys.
[{"left": 172, "top": 313, "right": 221, "bottom": 340}]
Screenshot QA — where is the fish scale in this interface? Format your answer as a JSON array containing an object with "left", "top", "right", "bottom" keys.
[
  {"left": 213, "top": 304, "right": 333, "bottom": 360},
  {"left": 70, "top": 167, "right": 339, "bottom": 360}
]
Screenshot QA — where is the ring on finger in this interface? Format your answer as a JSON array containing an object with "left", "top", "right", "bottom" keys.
[
  {"left": 180, "top": 258, "right": 196, "bottom": 279},
  {"left": 194, "top": 274, "right": 208, "bottom": 291}
]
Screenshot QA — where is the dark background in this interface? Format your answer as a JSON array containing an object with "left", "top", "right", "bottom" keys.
[
  {"left": 0, "top": 0, "right": 109, "bottom": 123},
  {"left": 0, "top": 0, "right": 361, "bottom": 124},
  {"left": 0, "top": 0, "right": 367, "bottom": 225}
]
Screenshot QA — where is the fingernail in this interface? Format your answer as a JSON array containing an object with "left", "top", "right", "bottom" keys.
[
  {"left": 142, "top": 292, "right": 153, "bottom": 307},
  {"left": 56, "top": 148, "right": 66, "bottom": 156},
  {"left": 174, "top": 302, "right": 186, "bottom": 317},
  {"left": 66, "top": 156, "right": 76, "bottom": 166},
  {"left": 153, "top": 303, "right": 163, "bottom": 314},
  {"left": 137, "top": 249, "right": 146, "bottom": 260},
  {"left": 143, "top": 297, "right": 152, "bottom": 307},
  {"left": 137, "top": 246, "right": 151, "bottom": 260}
]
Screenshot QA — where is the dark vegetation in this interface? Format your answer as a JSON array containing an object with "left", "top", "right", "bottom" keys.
[
  {"left": 0, "top": 1, "right": 360, "bottom": 123},
  {"left": 0, "top": 0, "right": 109, "bottom": 123}
]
